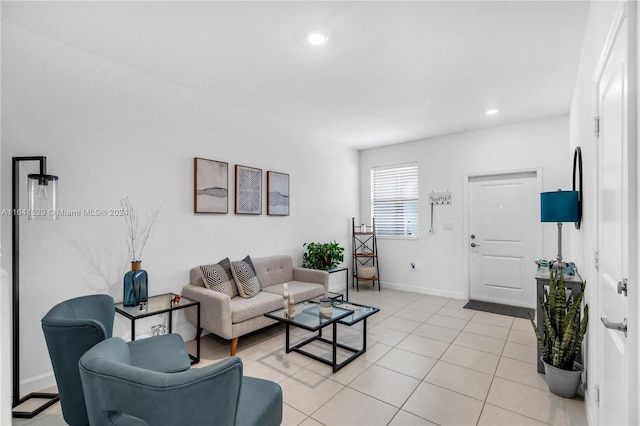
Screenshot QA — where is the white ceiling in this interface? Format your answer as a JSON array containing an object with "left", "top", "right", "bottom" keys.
[{"left": 3, "top": 1, "right": 590, "bottom": 150}]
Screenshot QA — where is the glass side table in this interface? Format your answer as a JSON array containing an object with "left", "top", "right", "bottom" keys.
[{"left": 115, "top": 293, "right": 200, "bottom": 364}]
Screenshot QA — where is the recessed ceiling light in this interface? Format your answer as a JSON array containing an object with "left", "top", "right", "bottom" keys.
[
  {"left": 307, "top": 33, "right": 329, "bottom": 46},
  {"left": 485, "top": 109, "right": 499, "bottom": 115}
]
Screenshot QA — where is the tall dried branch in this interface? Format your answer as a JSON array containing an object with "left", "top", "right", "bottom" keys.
[{"left": 121, "top": 197, "right": 161, "bottom": 262}]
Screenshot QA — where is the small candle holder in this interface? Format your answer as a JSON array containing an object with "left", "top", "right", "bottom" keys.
[{"left": 319, "top": 298, "right": 332, "bottom": 316}]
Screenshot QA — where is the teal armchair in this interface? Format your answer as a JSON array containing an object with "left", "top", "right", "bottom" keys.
[
  {"left": 79, "top": 337, "right": 283, "bottom": 426},
  {"left": 41, "top": 294, "right": 191, "bottom": 426}
]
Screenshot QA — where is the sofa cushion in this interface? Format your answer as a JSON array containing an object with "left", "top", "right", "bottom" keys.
[
  {"left": 231, "top": 256, "right": 262, "bottom": 298},
  {"left": 262, "top": 281, "right": 324, "bottom": 303},
  {"left": 200, "top": 258, "right": 238, "bottom": 298},
  {"left": 252, "top": 255, "right": 294, "bottom": 288},
  {"left": 231, "top": 292, "right": 283, "bottom": 324}
]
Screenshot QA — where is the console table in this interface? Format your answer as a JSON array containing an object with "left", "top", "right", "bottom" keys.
[
  {"left": 535, "top": 268, "right": 583, "bottom": 373},
  {"left": 115, "top": 293, "right": 200, "bottom": 364}
]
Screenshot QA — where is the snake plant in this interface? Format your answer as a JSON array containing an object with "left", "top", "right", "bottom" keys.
[{"left": 530, "top": 268, "right": 589, "bottom": 370}]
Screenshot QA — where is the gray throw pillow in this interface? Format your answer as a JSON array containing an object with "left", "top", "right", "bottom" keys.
[
  {"left": 200, "top": 258, "right": 238, "bottom": 298},
  {"left": 230, "top": 255, "right": 262, "bottom": 298}
]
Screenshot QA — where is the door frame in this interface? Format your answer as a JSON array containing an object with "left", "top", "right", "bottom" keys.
[
  {"left": 463, "top": 167, "right": 543, "bottom": 301},
  {"left": 591, "top": 2, "right": 638, "bottom": 424}
]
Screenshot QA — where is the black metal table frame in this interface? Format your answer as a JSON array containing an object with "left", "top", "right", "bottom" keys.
[
  {"left": 115, "top": 293, "right": 201, "bottom": 364},
  {"left": 328, "top": 266, "right": 349, "bottom": 300},
  {"left": 271, "top": 302, "right": 377, "bottom": 373}
]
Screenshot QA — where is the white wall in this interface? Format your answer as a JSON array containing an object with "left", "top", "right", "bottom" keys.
[
  {"left": 568, "top": 1, "right": 636, "bottom": 423},
  {"left": 0, "top": 3, "right": 11, "bottom": 422},
  {"left": 0, "top": 22, "right": 359, "bottom": 395},
  {"left": 359, "top": 115, "right": 572, "bottom": 299}
]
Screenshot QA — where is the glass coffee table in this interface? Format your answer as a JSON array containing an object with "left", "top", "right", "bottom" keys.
[{"left": 265, "top": 300, "right": 379, "bottom": 372}]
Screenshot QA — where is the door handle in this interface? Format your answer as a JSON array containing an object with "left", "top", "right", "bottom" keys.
[
  {"left": 618, "top": 279, "right": 628, "bottom": 297},
  {"left": 470, "top": 243, "right": 480, "bottom": 248},
  {"left": 601, "top": 317, "right": 627, "bottom": 337}
]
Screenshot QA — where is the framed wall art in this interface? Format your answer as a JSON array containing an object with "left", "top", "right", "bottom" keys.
[
  {"left": 194, "top": 157, "right": 228, "bottom": 214},
  {"left": 235, "top": 165, "right": 262, "bottom": 214},
  {"left": 267, "top": 171, "right": 290, "bottom": 216}
]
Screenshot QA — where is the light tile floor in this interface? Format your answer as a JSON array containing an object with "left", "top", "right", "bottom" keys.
[{"left": 14, "top": 288, "right": 588, "bottom": 426}]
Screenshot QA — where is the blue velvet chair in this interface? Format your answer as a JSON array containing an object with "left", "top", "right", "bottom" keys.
[
  {"left": 41, "top": 295, "right": 191, "bottom": 426},
  {"left": 79, "top": 337, "right": 283, "bottom": 426}
]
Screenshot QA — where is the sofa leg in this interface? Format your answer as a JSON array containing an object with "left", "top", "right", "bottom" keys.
[{"left": 230, "top": 337, "right": 238, "bottom": 356}]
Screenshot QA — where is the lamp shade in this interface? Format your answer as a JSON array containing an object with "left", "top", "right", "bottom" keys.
[
  {"left": 28, "top": 173, "right": 58, "bottom": 220},
  {"left": 540, "top": 190, "right": 579, "bottom": 223}
]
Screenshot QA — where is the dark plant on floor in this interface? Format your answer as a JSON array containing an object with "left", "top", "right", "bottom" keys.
[
  {"left": 302, "top": 241, "right": 344, "bottom": 271},
  {"left": 530, "top": 268, "right": 588, "bottom": 370}
]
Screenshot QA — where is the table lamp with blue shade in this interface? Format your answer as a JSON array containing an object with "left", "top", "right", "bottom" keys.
[{"left": 540, "top": 190, "right": 580, "bottom": 266}]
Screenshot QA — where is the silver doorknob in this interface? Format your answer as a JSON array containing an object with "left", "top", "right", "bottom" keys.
[
  {"left": 470, "top": 243, "right": 480, "bottom": 248},
  {"left": 601, "top": 317, "right": 627, "bottom": 337}
]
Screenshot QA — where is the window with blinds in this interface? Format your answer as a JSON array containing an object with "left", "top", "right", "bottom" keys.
[{"left": 370, "top": 163, "right": 419, "bottom": 238}]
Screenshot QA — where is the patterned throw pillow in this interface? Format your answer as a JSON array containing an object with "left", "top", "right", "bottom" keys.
[
  {"left": 200, "top": 258, "right": 238, "bottom": 298},
  {"left": 230, "top": 255, "right": 262, "bottom": 298}
]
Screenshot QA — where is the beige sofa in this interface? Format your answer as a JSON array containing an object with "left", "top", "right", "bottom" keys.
[{"left": 183, "top": 255, "right": 328, "bottom": 355}]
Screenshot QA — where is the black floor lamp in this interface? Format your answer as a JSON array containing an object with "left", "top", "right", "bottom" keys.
[{"left": 12, "top": 156, "right": 59, "bottom": 418}]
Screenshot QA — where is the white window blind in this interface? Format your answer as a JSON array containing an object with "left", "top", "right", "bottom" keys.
[{"left": 371, "top": 163, "right": 419, "bottom": 238}]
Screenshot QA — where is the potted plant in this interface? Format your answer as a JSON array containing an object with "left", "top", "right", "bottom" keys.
[
  {"left": 530, "top": 268, "right": 588, "bottom": 398},
  {"left": 302, "top": 241, "right": 345, "bottom": 271}
]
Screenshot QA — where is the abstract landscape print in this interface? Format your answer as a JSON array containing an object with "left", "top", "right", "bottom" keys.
[
  {"left": 235, "top": 165, "right": 262, "bottom": 214},
  {"left": 194, "top": 157, "right": 228, "bottom": 214},
  {"left": 267, "top": 171, "right": 289, "bottom": 216}
]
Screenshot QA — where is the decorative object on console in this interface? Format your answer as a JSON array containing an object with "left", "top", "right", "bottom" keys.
[
  {"left": 530, "top": 269, "right": 588, "bottom": 398},
  {"left": 540, "top": 189, "right": 579, "bottom": 267},
  {"left": 302, "top": 241, "right": 345, "bottom": 271},
  {"left": 235, "top": 164, "right": 262, "bottom": 214},
  {"left": 12, "top": 156, "right": 60, "bottom": 418},
  {"left": 121, "top": 197, "right": 160, "bottom": 307},
  {"left": 267, "top": 171, "right": 290, "bottom": 216},
  {"left": 194, "top": 157, "right": 229, "bottom": 214}
]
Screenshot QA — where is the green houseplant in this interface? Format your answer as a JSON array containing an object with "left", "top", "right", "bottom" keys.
[
  {"left": 530, "top": 268, "right": 588, "bottom": 398},
  {"left": 302, "top": 241, "right": 344, "bottom": 271}
]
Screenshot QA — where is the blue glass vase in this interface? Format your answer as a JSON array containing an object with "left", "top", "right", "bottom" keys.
[{"left": 123, "top": 261, "right": 148, "bottom": 306}]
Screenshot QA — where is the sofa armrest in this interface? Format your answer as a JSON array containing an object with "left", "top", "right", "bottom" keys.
[
  {"left": 182, "top": 285, "right": 233, "bottom": 340},
  {"left": 292, "top": 267, "right": 329, "bottom": 296}
]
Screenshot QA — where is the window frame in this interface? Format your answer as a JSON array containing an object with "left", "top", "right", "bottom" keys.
[{"left": 370, "top": 162, "right": 419, "bottom": 239}]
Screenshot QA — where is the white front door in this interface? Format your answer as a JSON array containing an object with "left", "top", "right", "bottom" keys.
[
  {"left": 469, "top": 172, "right": 539, "bottom": 308},
  {"left": 595, "top": 5, "right": 634, "bottom": 425}
]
